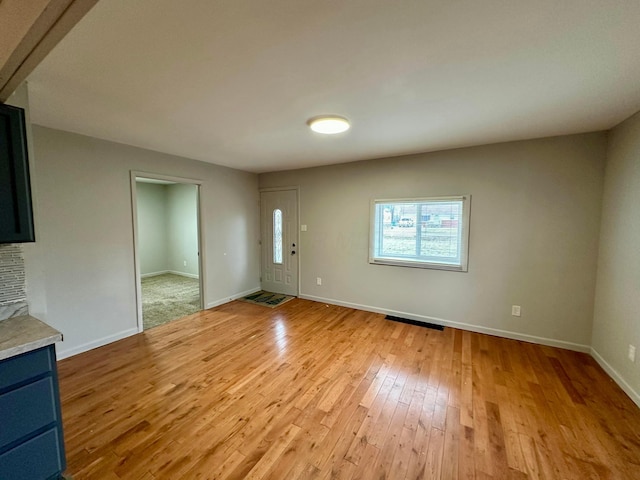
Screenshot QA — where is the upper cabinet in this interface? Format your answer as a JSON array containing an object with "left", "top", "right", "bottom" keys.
[{"left": 0, "top": 103, "right": 35, "bottom": 243}]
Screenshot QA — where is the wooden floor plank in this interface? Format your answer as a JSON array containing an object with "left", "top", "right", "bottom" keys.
[{"left": 55, "top": 299, "right": 640, "bottom": 479}]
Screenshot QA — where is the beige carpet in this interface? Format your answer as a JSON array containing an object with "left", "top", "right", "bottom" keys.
[{"left": 141, "top": 273, "right": 200, "bottom": 330}]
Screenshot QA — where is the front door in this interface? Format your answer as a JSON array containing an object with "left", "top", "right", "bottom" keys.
[{"left": 260, "top": 189, "right": 298, "bottom": 296}]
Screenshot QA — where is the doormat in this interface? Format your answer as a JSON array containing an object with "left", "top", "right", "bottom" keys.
[
  {"left": 240, "top": 291, "right": 295, "bottom": 308},
  {"left": 385, "top": 315, "right": 444, "bottom": 331}
]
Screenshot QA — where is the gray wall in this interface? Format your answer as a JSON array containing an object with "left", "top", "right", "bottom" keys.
[
  {"left": 136, "top": 182, "right": 168, "bottom": 275},
  {"left": 29, "top": 125, "right": 260, "bottom": 358},
  {"left": 260, "top": 133, "right": 607, "bottom": 350},
  {"left": 166, "top": 183, "right": 199, "bottom": 277},
  {"left": 592, "top": 111, "right": 640, "bottom": 404}
]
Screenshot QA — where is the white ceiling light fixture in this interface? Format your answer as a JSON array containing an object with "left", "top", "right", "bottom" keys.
[{"left": 307, "top": 115, "right": 350, "bottom": 134}]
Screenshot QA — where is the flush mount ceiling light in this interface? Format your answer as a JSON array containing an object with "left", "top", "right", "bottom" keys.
[{"left": 307, "top": 115, "right": 350, "bottom": 134}]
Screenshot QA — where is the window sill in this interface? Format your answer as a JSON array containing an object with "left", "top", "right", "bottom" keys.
[{"left": 369, "top": 258, "right": 468, "bottom": 272}]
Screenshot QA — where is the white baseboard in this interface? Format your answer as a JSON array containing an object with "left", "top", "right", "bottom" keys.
[
  {"left": 140, "top": 270, "right": 169, "bottom": 278},
  {"left": 167, "top": 270, "right": 199, "bottom": 279},
  {"left": 140, "top": 270, "right": 199, "bottom": 279},
  {"left": 590, "top": 348, "right": 640, "bottom": 408},
  {"left": 141, "top": 270, "right": 199, "bottom": 279},
  {"left": 206, "top": 287, "right": 261, "bottom": 309},
  {"left": 299, "top": 293, "right": 591, "bottom": 353},
  {"left": 56, "top": 328, "right": 139, "bottom": 360}
]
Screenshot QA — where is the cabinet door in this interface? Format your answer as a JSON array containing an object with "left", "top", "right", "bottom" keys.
[
  {"left": 0, "top": 346, "right": 66, "bottom": 479},
  {"left": 0, "top": 376, "right": 58, "bottom": 448},
  {"left": 0, "top": 103, "right": 35, "bottom": 243},
  {"left": 0, "top": 428, "right": 64, "bottom": 479}
]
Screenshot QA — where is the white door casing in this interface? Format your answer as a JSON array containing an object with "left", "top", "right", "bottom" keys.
[
  {"left": 260, "top": 189, "right": 298, "bottom": 296},
  {"left": 130, "top": 171, "right": 205, "bottom": 332}
]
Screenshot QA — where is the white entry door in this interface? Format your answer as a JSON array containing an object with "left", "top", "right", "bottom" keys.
[{"left": 260, "top": 189, "right": 298, "bottom": 296}]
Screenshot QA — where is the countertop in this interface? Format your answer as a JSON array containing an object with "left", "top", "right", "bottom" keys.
[{"left": 0, "top": 315, "right": 62, "bottom": 361}]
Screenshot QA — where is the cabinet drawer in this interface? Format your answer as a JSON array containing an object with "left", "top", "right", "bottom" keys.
[
  {"left": 0, "top": 428, "right": 63, "bottom": 480},
  {"left": 0, "top": 347, "right": 53, "bottom": 392},
  {"left": 0, "top": 377, "right": 57, "bottom": 448}
]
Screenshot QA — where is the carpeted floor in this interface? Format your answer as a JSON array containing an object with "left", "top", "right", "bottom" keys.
[{"left": 141, "top": 273, "right": 201, "bottom": 330}]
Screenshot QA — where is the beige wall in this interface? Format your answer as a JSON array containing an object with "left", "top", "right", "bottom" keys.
[
  {"left": 260, "top": 133, "right": 606, "bottom": 350},
  {"left": 592, "top": 111, "right": 640, "bottom": 404},
  {"left": 30, "top": 125, "right": 260, "bottom": 358}
]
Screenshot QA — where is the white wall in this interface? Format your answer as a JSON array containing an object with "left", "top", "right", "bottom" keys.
[
  {"left": 260, "top": 133, "right": 606, "bottom": 350},
  {"left": 136, "top": 182, "right": 168, "bottom": 276},
  {"left": 166, "top": 183, "right": 199, "bottom": 277},
  {"left": 29, "top": 125, "right": 260, "bottom": 358},
  {"left": 592, "top": 111, "right": 640, "bottom": 406}
]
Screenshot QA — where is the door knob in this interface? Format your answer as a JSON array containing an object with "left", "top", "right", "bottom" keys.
[{"left": 291, "top": 250, "right": 296, "bottom": 255}]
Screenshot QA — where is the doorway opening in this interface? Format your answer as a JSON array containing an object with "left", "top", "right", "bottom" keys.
[{"left": 132, "top": 173, "right": 204, "bottom": 331}]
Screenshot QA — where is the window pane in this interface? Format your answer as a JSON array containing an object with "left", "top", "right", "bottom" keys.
[
  {"left": 273, "top": 209, "right": 283, "bottom": 264},
  {"left": 378, "top": 203, "right": 417, "bottom": 257},
  {"left": 419, "top": 201, "right": 461, "bottom": 260},
  {"left": 371, "top": 196, "right": 469, "bottom": 271}
]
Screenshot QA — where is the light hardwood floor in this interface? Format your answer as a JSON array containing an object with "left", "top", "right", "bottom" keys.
[{"left": 57, "top": 299, "right": 640, "bottom": 479}]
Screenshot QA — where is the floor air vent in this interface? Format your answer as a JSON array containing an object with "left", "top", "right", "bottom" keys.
[{"left": 385, "top": 315, "right": 444, "bottom": 331}]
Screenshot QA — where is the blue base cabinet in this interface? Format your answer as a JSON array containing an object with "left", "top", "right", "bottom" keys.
[{"left": 0, "top": 345, "right": 66, "bottom": 479}]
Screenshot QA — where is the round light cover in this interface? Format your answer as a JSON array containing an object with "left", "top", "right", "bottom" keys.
[{"left": 308, "top": 115, "right": 350, "bottom": 134}]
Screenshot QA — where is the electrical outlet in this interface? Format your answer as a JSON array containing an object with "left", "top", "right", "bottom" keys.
[
  {"left": 183, "top": 260, "right": 187, "bottom": 267},
  {"left": 629, "top": 345, "right": 636, "bottom": 363},
  {"left": 301, "top": 224, "right": 308, "bottom": 232},
  {"left": 316, "top": 277, "right": 322, "bottom": 286},
  {"left": 511, "top": 305, "right": 521, "bottom": 317}
]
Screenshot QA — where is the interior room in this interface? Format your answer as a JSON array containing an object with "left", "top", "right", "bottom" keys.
[
  {"left": 135, "top": 178, "right": 201, "bottom": 330},
  {"left": 1, "top": 1, "right": 639, "bottom": 479}
]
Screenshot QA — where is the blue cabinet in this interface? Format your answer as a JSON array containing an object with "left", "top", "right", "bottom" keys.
[
  {"left": 0, "top": 345, "right": 66, "bottom": 479},
  {"left": 0, "top": 103, "right": 35, "bottom": 244}
]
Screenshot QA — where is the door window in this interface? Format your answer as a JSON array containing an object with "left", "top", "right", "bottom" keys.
[{"left": 273, "top": 209, "right": 283, "bottom": 264}]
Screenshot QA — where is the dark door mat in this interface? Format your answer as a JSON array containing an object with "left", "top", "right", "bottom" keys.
[
  {"left": 385, "top": 315, "right": 444, "bottom": 331},
  {"left": 240, "top": 290, "right": 295, "bottom": 308}
]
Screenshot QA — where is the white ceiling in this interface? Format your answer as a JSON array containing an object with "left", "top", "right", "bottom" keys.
[{"left": 26, "top": 0, "right": 640, "bottom": 173}]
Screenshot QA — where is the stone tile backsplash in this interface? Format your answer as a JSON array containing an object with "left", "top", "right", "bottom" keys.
[{"left": 0, "top": 244, "right": 28, "bottom": 320}]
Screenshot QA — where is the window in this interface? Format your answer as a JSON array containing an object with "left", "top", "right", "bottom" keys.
[
  {"left": 370, "top": 195, "right": 470, "bottom": 271},
  {"left": 273, "top": 209, "right": 283, "bottom": 264}
]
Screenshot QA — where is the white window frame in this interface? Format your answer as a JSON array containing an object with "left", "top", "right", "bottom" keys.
[{"left": 369, "top": 195, "right": 471, "bottom": 272}]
